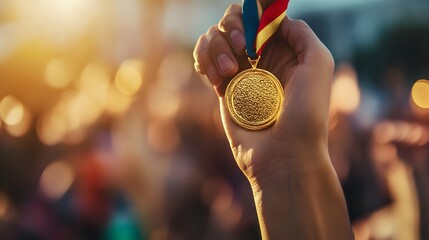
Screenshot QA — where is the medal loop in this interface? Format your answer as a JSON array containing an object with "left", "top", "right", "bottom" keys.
[{"left": 248, "top": 55, "right": 260, "bottom": 69}]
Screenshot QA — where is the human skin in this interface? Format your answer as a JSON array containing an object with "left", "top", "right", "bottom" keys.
[{"left": 193, "top": 3, "right": 354, "bottom": 240}]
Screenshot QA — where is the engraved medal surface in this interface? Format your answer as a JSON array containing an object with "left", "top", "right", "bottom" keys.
[{"left": 225, "top": 58, "right": 284, "bottom": 130}]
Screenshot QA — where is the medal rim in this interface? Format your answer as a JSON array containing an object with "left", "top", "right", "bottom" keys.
[{"left": 225, "top": 68, "right": 284, "bottom": 131}]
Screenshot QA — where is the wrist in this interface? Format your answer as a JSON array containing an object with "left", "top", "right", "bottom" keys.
[
  {"left": 247, "top": 146, "right": 335, "bottom": 194},
  {"left": 247, "top": 152, "right": 353, "bottom": 240}
]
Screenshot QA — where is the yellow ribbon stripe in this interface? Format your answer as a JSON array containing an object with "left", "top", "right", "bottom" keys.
[{"left": 255, "top": 12, "right": 286, "bottom": 54}]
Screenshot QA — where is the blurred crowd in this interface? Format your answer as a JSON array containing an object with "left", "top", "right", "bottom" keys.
[{"left": 0, "top": 0, "right": 429, "bottom": 239}]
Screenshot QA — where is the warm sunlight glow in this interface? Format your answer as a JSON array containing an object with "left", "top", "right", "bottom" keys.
[
  {"left": 114, "top": 60, "right": 144, "bottom": 96},
  {"left": 11, "top": 0, "right": 97, "bottom": 48},
  {"left": 411, "top": 79, "right": 429, "bottom": 109},
  {"left": 40, "top": 161, "right": 74, "bottom": 200}
]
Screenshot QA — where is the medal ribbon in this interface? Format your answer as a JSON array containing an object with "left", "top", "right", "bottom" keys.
[{"left": 243, "top": 0, "right": 290, "bottom": 59}]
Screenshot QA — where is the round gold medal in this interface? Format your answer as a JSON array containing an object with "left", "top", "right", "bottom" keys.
[{"left": 225, "top": 62, "right": 284, "bottom": 131}]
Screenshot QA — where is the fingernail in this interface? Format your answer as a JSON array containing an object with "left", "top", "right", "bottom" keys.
[
  {"left": 230, "top": 30, "right": 245, "bottom": 53},
  {"left": 217, "top": 53, "right": 235, "bottom": 75}
]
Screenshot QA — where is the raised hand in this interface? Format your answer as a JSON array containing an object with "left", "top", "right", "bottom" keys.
[
  {"left": 194, "top": 3, "right": 353, "bottom": 239},
  {"left": 194, "top": 4, "right": 334, "bottom": 182}
]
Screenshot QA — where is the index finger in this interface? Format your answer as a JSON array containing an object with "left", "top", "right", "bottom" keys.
[{"left": 218, "top": 4, "right": 246, "bottom": 55}]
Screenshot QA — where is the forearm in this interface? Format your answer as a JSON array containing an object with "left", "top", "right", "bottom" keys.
[{"left": 249, "top": 154, "right": 354, "bottom": 240}]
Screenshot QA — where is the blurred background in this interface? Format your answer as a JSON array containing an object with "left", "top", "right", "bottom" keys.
[{"left": 0, "top": 0, "right": 428, "bottom": 239}]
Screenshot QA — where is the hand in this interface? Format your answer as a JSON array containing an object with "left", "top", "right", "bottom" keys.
[
  {"left": 193, "top": 4, "right": 335, "bottom": 183},
  {"left": 194, "top": 4, "right": 353, "bottom": 239}
]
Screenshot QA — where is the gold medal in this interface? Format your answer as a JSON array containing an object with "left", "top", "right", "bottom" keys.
[
  {"left": 226, "top": 0, "right": 289, "bottom": 130},
  {"left": 225, "top": 57, "right": 284, "bottom": 130}
]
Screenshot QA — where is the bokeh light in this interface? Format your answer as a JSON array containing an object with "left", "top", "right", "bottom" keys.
[
  {"left": 39, "top": 160, "right": 74, "bottom": 200},
  {"left": 411, "top": 79, "right": 429, "bottom": 109},
  {"left": 5, "top": 105, "right": 32, "bottom": 137},
  {"left": 71, "top": 92, "right": 101, "bottom": 127},
  {"left": 45, "top": 58, "right": 75, "bottom": 89},
  {"left": 114, "top": 60, "right": 144, "bottom": 96},
  {"left": 79, "top": 62, "right": 110, "bottom": 108},
  {"left": 37, "top": 111, "right": 67, "bottom": 146},
  {"left": 331, "top": 65, "right": 360, "bottom": 114},
  {"left": 0, "top": 95, "right": 24, "bottom": 126}
]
